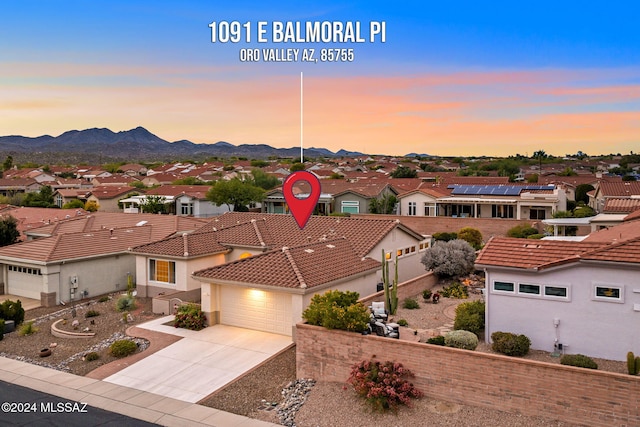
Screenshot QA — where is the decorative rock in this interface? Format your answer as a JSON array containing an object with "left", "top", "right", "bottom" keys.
[
  {"left": 49, "top": 343, "right": 58, "bottom": 348},
  {"left": 276, "top": 378, "right": 316, "bottom": 427},
  {"left": 71, "top": 320, "right": 80, "bottom": 328}
]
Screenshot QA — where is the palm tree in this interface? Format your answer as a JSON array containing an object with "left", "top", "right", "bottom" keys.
[{"left": 532, "top": 150, "right": 547, "bottom": 172}]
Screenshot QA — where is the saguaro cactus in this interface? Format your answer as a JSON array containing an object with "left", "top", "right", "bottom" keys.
[{"left": 381, "top": 249, "right": 399, "bottom": 315}]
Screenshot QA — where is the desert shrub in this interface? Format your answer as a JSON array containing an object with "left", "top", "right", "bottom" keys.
[
  {"left": 457, "top": 227, "right": 483, "bottom": 250},
  {"left": 85, "top": 352, "right": 100, "bottom": 362},
  {"left": 444, "top": 330, "right": 478, "bottom": 350},
  {"left": 18, "top": 321, "right": 38, "bottom": 336},
  {"left": 302, "top": 290, "right": 370, "bottom": 332},
  {"left": 396, "top": 319, "right": 408, "bottom": 327},
  {"left": 173, "top": 304, "right": 207, "bottom": 331},
  {"left": 98, "top": 296, "right": 110, "bottom": 303},
  {"left": 526, "top": 234, "right": 545, "bottom": 239},
  {"left": 453, "top": 300, "right": 485, "bottom": 336},
  {"left": 432, "top": 232, "right": 458, "bottom": 242},
  {"left": 560, "top": 354, "right": 598, "bottom": 369},
  {"left": 420, "top": 240, "right": 476, "bottom": 278},
  {"left": 402, "top": 298, "right": 420, "bottom": 310},
  {"left": 116, "top": 295, "right": 136, "bottom": 312},
  {"left": 347, "top": 358, "right": 423, "bottom": 412},
  {"left": 110, "top": 340, "right": 138, "bottom": 358},
  {"left": 440, "top": 282, "right": 469, "bottom": 299},
  {"left": 0, "top": 299, "right": 25, "bottom": 325},
  {"left": 627, "top": 351, "right": 640, "bottom": 375},
  {"left": 491, "top": 331, "right": 531, "bottom": 356},
  {"left": 85, "top": 310, "right": 100, "bottom": 318},
  {"left": 422, "top": 289, "right": 432, "bottom": 300},
  {"left": 507, "top": 224, "right": 539, "bottom": 238},
  {"left": 426, "top": 335, "right": 445, "bottom": 346}
]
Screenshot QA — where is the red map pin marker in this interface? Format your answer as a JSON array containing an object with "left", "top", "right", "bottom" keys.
[{"left": 283, "top": 170, "right": 321, "bottom": 229}]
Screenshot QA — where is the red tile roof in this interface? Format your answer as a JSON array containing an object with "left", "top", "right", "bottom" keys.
[
  {"left": 0, "top": 226, "right": 155, "bottom": 262},
  {"left": 581, "top": 236, "right": 640, "bottom": 264},
  {"left": 198, "top": 212, "right": 423, "bottom": 257},
  {"left": 193, "top": 238, "right": 380, "bottom": 290},
  {"left": 475, "top": 237, "right": 607, "bottom": 270},
  {"left": 598, "top": 181, "right": 640, "bottom": 197},
  {"left": 145, "top": 185, "right": 209, "bottom": 199},
  {"left": 88, "top": 186, "right": 139, "bottom": 199},
  {"left": 603, "top": 197, "right": 640, "bottom": 213},
  {"left": 582, "top": 220, "right": 640, "bottom": 243},
  {"left": 131, "top": 231, "right": 228, "bottom": 258}
]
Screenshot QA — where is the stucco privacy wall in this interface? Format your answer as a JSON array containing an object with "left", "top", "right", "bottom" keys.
[{"left": 296, "top": 324, "right": 640, "bottom": 427}]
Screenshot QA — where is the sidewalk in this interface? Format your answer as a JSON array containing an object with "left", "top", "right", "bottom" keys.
[{"left": 0, "top": 356, "right": 279, "bottom": 426}]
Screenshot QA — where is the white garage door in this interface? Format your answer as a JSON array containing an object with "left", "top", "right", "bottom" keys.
[
  {"left": 220, "top": 286, "right": 292, "bottom": 336},
  {"left": 8, "top": 268, "right": 43, "bottom": 300}
]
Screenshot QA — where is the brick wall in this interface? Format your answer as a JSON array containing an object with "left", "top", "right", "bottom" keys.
[
  {"left": 296, "top": 324, "right": 640, "bottom": 426},
  {"left": 359, "top": 272, "right": 437, "bottom": 306},
  {"left": 354, "top": 214, "right": 536, "bottom": 240}
]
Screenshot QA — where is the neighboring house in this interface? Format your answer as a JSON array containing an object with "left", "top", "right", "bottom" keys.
[
  {"left": 398, "top": 184, "right": 566, "bottom": 220},
  {"left": 0, "top": 212, "right": 208, "bottom": 305},
  {"left": 140, "top": 172, "right": 180, "bottom": 187},
  {"left": 119, "top": 163, "right": 148, "bottom": 176},
  {"left": 475, "top": 235, "right": 640, "bottom": 361},
  {"left": 132, "top": 212, "right": 430, "bottom": 336},
  {"left": 589, "top": 181, "right": 640, "bottom": 213},
  {"left": 91, "top": 174, "right": 140, "bottom": 187},
  {"left": 53, "top": 189, "right": 88, "bottom": 208},
  {"left": 119, "top": 185, "right": 229, "bottom": 217},
  {"left": 0, "top": 178, "right": 42, "bottom": 197},
  {"left": 0, "top": 206, "right": 87, "bottom": 240},
  {"left": 86, "top": 186, "right": 141, "bottom": 212}
]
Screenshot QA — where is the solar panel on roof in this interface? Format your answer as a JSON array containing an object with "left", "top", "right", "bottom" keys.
[{"left": 449, "top": 184, "right": 554, "bottom": 196}]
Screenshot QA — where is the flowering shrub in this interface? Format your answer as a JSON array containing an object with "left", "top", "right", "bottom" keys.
[
  {"left": 174, "top": 304, "right": 207, "bottom": 331},
  {"left": 347, "top": 358, "right": 423, "bottom": 412},
  {"left": 444, "top": 330, "right": 478, "bottom": 350}
]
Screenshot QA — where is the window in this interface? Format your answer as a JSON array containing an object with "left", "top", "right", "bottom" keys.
[
  {"left": 493, "top": 281, "right": 514, "bottom": 292},
  {"left": 419, "top": 240, "right": 430, "bottom": 251},
  {"left": 56, "top": 195, "right": 63, "bottom": 208},
  {"left": 492, "top": 204, "right": 514, "bottom": 218},
  {"left": 529, "top": 207, "right": 546, "bottom": 220},
  {"left": 341, "top": 201, "right": 359, "bottom": 214},
  {"left": 544, "top": 286, "right": 568, "bottom": 298},
  {"left": 519, "top": 283, "right": 541, "bottom": 295},
  {"left": 594, "top": 285, "right": 623, "bottom": 302},
  {"left": 408, "top": 202, "right": 417, "bottom": 216},
  {"left": 180, "top": 202, "right": 193, "bottom": 215},
  {"left": 424, "top": 203, "right": 435, "bottom": 216},
  {"left": 149, "top": 259, "right": 176, "bottom": 284}
]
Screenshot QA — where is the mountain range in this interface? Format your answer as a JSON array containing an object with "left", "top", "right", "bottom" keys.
[{"left": 0, "top": 127, "right": 365, "bottom": 163}]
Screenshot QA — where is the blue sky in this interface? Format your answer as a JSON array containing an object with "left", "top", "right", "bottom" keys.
[{"left": 2, "top": 1, "right": 639, "bottom": 156}]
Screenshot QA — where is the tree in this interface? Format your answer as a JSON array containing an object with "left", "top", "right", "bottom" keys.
[
  {"left": 557, "top": 167, "right": 577, "bottom": 176},
  {"left": 2, "top": 155, "right": 13, "bottom": 171},
  {"left": 369, "top": 194, "right": 397, "bottom": 214},
  {"left": 507, "top": 224, "right": 539, "bottom": 238},
  {"left": 206, "top": 179, "right": 265, "bottom": 211},
  {"left": 62, "top": 199, "right": 85, "bottom": 209},
  {"left": 532, "top": 150, "right": 547, "bottom": 172},
  {"left": 0, "top": 215, "right": 20, "bottom": 247},
  {"left": 250, "top": 159, "right": 269, "bottom": 168},
  {"left": 22, "top": 185, "right": 56, "bottom": 208},
  {"left": 420, "top": 240, "right": 476, "bottom": 278},
  {"left": 250, "top": 168, "right": 279, "bottom": 190},
  {"left": 575, "top": 184, "right": 595, "bottom": 204},
  {"left": 290, "top": 163, "right": 305, "bottom": 172},
  {"left": 457, "top": 227, "right": 483, "bottom": 250},
  {"left": 139, "top": 195, "right": 168, "bottom": 214},
  {"left": 390, "top": 166, "right": 417, "bottom": 178},
  {"left": 84, "top": 200, "right": 99, "bottom": 212},
  {"left": 171, "top": 176, "right": 205, "bottom": 185}
]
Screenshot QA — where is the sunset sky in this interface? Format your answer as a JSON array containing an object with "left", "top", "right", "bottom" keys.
[{"left": 2, "top": 1, "right": 639, "bottom": 157}]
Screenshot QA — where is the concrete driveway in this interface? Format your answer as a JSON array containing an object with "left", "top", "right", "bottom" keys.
[{"left": 103, "top": 316, "right": 293, "bottom": 403}]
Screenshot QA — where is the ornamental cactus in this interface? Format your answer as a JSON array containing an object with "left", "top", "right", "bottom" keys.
[
  {"left": 381, "top": 249, "right": 398, "bottom": 315},
  {"left": 627, "top": 351, "right": 640, "bottom": 375}
]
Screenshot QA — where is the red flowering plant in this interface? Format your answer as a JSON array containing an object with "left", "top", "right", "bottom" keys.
[{"left": 346, "top": 358, "right": 423, "bottom": 412}]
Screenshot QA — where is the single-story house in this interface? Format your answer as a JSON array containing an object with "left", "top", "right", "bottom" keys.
[
  {"left": 475, "top": 235, "right": 640, "bottom": 361},
  {"left": 120, "top": 185, "right": 229, "bottom": 217}
]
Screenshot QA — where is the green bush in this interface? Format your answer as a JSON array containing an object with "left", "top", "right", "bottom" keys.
[
  {"left": 491, "top": 331, "right": 531, "bottom": 357},
  {"left": 0, "top": 319, "right": 4, "bottom": 341},
  {"left": 116, "top": 295, "right": 136, "bottom": 312},
  {"left": 0, "top": 299, "right": 25, "bottom": 325},
  {"left": 457, "top": 227, "right": 483, "bottom": 250},
  {"left": 426, "top": 335, "right": 445, "bottom": 346},
  {"left": 441, "top": 282, "right": 469, "bottom": 299},
  {"left": 402, "top": 298, "right": 420, "bottom": 310},
  {"left": 85, "top": 352, "right": 100, "bottom": 361},
  {"left": 18, "top": 321, "right": 38, "bottom": 336},
  {"left": 302, "top": 290, "right": 370, "bottom": 332},
  {"left": 453, "top": 300, "right": 485, "bottom": 336},
  {"left": 507, "top": 224, "right": 539, "bottom": 238},
  {"left": 110, "top": 340, "right": 138, "bottom": 358},
  {"left": 444, "top": 330, "right": 478, "bottom": 350},
  {"left": 560, "top": 354, "right": 598, "bottom": 369},
  {"left": 174, "top": 304, "right": 207, "bottom": 331},
  {"left": 526, "top": 234, "right": 545, "bottom": 239},
  {"left": 422, "top": 289, "right": 432, "bottom": 300},
  {"left": 98, "top": 296, "right": 110, "bottom": 303},
  {"left": 396, "top": 319, "right": 408, "bottom": 327},
  {"left": 85, "top": 310, "right": 100, "bottom": 318},
  {"left": 421, "top": 240, "right": 476, "bottom": 278},
  {"left": 432, "top": 232, "right": 458, "bottom": 242}
]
